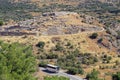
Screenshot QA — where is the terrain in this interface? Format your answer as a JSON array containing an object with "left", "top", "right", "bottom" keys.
[{"left": 0, "top": 0, "right": 120, "bottom": 80}]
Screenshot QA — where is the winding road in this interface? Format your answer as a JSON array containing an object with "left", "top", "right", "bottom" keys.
[{"left": 39, "top": 67, "right": 86, "bottom": 80}]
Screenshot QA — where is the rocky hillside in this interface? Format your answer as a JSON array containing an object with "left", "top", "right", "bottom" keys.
[{"left": 0, "top": 0, "right": 119, "bottom": 54}]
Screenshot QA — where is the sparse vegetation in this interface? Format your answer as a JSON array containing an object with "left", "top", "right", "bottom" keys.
[
  {"left": 0, "top": 0, "right": 40, "bottom": 21},
  {"left": 0, "top": 0, "right": 120, "bottom": 80}
]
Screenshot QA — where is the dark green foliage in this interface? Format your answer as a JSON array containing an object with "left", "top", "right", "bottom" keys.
[
  {"left": 57, "top": 52, "right": 84, "bottom": 75},
  {"left": 101, "top": 55, "right": 112, "bottom": 63},
  {"left": 39, "top": 61, "right": 47, "bottom": 67},
  {"left": 90, "top": 33, "right": 98, "bottom": 39},
  {"left": 117, "top": 20, "right": 120, "bottom": 23},
  {"left": 81, "top": 53, "right": 98, "bottom": 65},
  {"left": 0, "top": 42, "right": 37, "bottom": 80},
  {"left": 73, "top": 49, "right": 80, "bottom": 57},
  {"left": 44, "top": 76, "right": 69, "bottom": 80},
  {"left": 86, "top": 69, "right": 101, "bottom": 80},
  {"left": 77, "top": 0, "right": 118, "bottom": 12},
  {"left": 117, "top": 31, "right": 120, "bottom": 39},
  {"left": 55, "top": 43, "right": 64, "bottom": 51},
  {"left": 36, "top": 41, "right": 45, "bottom": 49},
  {"left": 112, "top": 72, "right": 120, "bottom": 80},
  {"left": 0, "top": 21, "right": 3, "bottom": 26},
  {"left": 46, "top": 53, "right": 58, "bottom": 59},
  {"left": 67, "top": 67, "right": 78, "bottom": 75},
  {"left": 67, "top": 67, "right": 84, "bottom": 75},
  {"left": 0, "top": 0, "right": 40, "bottom": 21},
  {"left": 97, "top": 38, "right": 103, "bottom": 43}
]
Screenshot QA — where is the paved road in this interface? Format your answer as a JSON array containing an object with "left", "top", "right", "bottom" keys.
[{"left": 39, "top": 67, "right": 85, "bottom": 80}]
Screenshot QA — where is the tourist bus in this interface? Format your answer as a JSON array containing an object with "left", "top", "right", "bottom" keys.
[{"left": 46, "top": 64, "right": 60, "bottom": 73}]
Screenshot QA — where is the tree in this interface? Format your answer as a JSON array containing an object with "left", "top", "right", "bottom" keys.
[
  {"left": 112, "top": 72, "right": 120, "bottom": 80},
  {"left": 0, "top": 21, "right": 3, "bottom": 26},
  {"left": 39, "top": 61, "right": 47, "bottom": 67},
  {"left": 36, "top": 41, "right": 45, "bottom": 49},
  {"left": 67, "top": 67, "right": 78, "bottom": 75},
  {"left": 86, "top": 69, "right": 101, "bottom": 80},
  {"left": 67, "top": 67, "right": 84, "bottom": 75},
  {"left": 90, "top": 33, "right": 98, "bottom": 39},
  {"left": 0, "top": 42, "right": 37, "bottom": 80},
  {"left": 44, "top": 76, "right": 69, "bottom": 80}
]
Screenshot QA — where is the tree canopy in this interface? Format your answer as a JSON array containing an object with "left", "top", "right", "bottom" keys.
[
  {"left": 112, "top": 72, "right": 120, "bottom": 80},
  {"left": 0, "top": 41, "right": 37, "bottom": 80},
  {"left": 86, "top": 69, "right": 101, "bottom": 80},
  {"left": 44, "top": 76, "right": 69, "bottom": 80},
  {"left": 0, "top": 21, "right": 3, "bottom": 26}
]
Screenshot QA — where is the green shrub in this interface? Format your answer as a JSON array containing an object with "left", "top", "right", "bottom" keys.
[
  {"left": 44, "top": 76, "right": 69, "bottom": 80},
  {"left": 67, "top": 67, "right": 84, "bottom": 75},
  {"left": 0, "top": 21, "right": 3, "bottom": 26},
  {"left": 97, "top": 38, "right": 103, "bottom": 43},
  {"left": 55, "top": 43, "right": 64, "bottom": 51},
  {"left": 39, "top": 61, "right": 47, "bottom": 67},
  {"left": 86, "top": 69, "right": 100, "bottom": 80},
  {"left": 117, "top": 31, "right": 120, "bottom": 39},
  {"left": 36, "top": 41, "right": 45, "bottom": 49},
  {"left": 90, "top": 33, "right": 98, "bottom": 39},
  {"left": 46, "top": 53, "right": 58, "bottom": 59},
  {"left": 67, "top": 67, "right": 78, "bottom": 75},
  {"left": 112, "top": 72, "right": 120, "bottom": 80}
]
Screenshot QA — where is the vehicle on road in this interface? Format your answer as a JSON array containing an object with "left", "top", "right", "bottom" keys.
[{"left": 46, "top": 64, "right": 60, "bottom": 73}]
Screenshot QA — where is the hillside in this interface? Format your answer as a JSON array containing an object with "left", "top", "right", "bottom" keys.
[
  {"left": 0, "top": 0, "right": 119, "bottom": 53},
  {"left": 0, "top": 11, "right": 119, "bottom": 80},
  {"left": 0, "top": 0, "right": 120, "bottom": 80}
]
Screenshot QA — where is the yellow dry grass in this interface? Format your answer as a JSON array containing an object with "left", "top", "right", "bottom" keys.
[{"left": 0, "top": 31, "right": 116, "bottom": 55}]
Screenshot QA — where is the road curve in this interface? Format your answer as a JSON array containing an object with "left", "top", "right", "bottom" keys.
[{"left": 39, "top": 67, "right": 85, "bottom": 80}]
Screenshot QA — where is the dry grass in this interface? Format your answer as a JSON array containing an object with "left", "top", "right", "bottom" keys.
[{"left": 0, "top": 31, "right": 116, "bottom": 55}]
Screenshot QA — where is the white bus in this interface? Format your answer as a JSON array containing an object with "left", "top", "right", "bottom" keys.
[{"left": 46, "top": 64, "right": 60, "bottom": 73}]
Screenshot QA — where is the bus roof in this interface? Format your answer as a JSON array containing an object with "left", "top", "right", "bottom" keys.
[{"left": 47, "top": 64, "right": 59, "bottom": 68}]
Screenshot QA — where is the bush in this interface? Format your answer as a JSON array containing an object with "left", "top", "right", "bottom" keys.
[
  {"left": 112, "top": 72, "right": 120, "bottom": 80},
  {"left": 39, "top": 61, "right": 47, "bottom": 67},
  {"left": 46, "top": 53, "right": 58, "bottom": 59},
  {"left": 67, "top": 67, "right": 84, "bottom": 75},
  {"left": 44, "top": 76, "right": 70, "bottom": 80},
  {"left": 0, "top": 21, "right": 3, "bottom": 26},
  {"left": 97, "top": 38, "right": 103, "bottom": 43},
  {"left": 36, "top": 41, "right": 45, "bottom": 49},
  {"left": 55, "top": 43, "right": 64, "bottom": 51},
  {"left": 67, "top": 67, "right": 78, "bottom": 75},
  {"left": 86, "top": 69, "right": 100, "bottom": 80},
  {"left": 117, "top": 31, "right": 120, "bottom": 39},
  {"left": 90, "top": 33, "right": 98, "bottom": 39}
]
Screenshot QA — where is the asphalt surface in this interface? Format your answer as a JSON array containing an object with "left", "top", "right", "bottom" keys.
[{"left": 39, "top": 67, "right": 85, "bottom": 80}]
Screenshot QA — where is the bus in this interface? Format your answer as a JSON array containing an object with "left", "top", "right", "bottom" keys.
[{"left": 46, "top": 64, "right": 60, "bottom": 73}]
